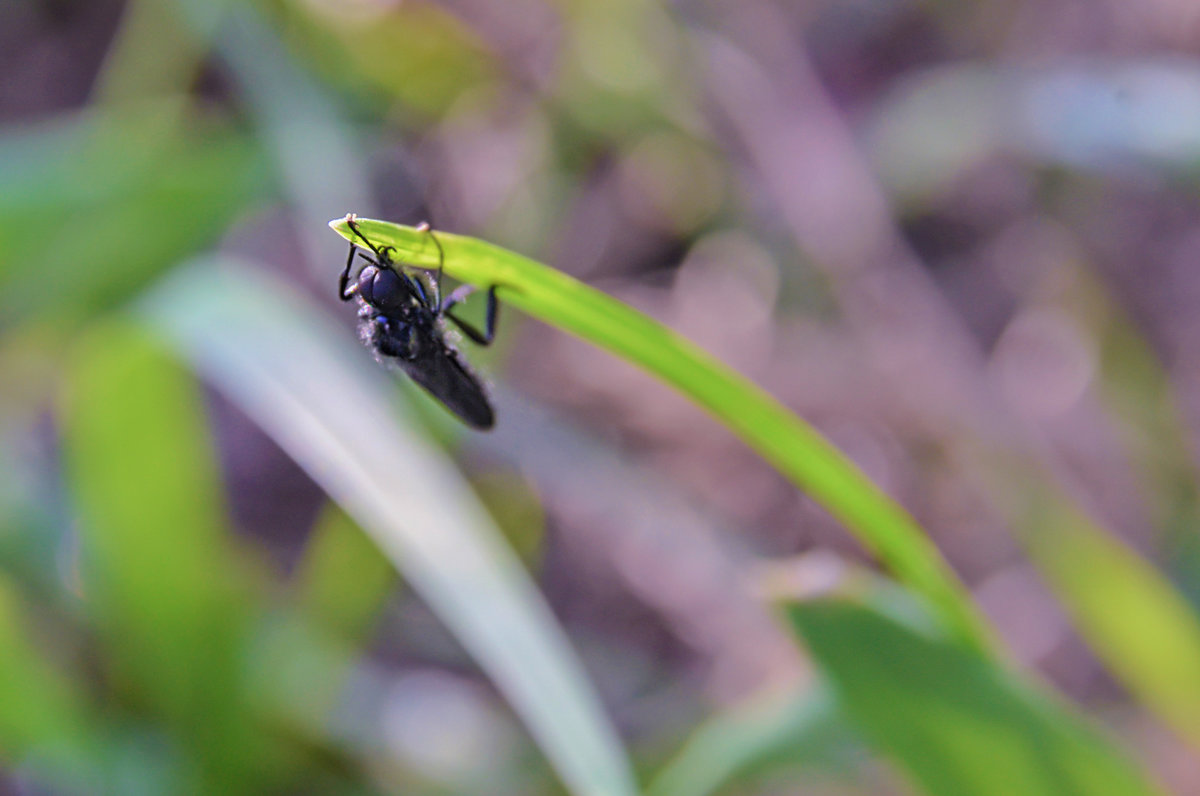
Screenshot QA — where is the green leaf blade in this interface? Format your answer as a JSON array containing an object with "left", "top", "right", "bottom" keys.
[
  {"left": 61, "top": 321, "right": 275, "bottom": 791},
  {"left": 787, "top": 598, "right": 1162, "bottom": 796},
  {"left": 0, "top": 581, "right": 103, "bottom": 787},
  {"left": 294, "top": 504, "right": 397, "bottom": 643},
  {"left": 1029, "top": 502, "right": 1200, "bottom": 748},
  {"left": 329, "top": 216, "right": 991, "bottom": 650}
]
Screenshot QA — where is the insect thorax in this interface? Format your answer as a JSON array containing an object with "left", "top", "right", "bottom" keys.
[{"left": 359, "top": 307, "right": 428, "bottom": 361}]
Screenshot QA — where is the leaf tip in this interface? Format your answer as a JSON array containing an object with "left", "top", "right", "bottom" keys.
[{"left": 328, "top": 214, "right": 354, "bottom": 238}]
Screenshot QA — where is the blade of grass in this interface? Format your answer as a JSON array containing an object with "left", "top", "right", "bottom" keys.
[
  {"left": 1004, "top": 465, "right": 1200, "bottom": 750},
  {"left": 141, "top": 256, "right": 637, "bottom": 796},
  {"left": 293, "top": 504, "right": 397, "bottom": 643},
  {"left": 939, "top": 266, "right": 1200, "bottom": 751},
  {"left": 0, "top": 103, "right": 267, "bottom": 325},
  {"left": 62, "top": 321, "right": 285, "bottom": 792},
  {"left": 786, "top": 595, "right": 1164, "bottom": 796},
  {"left": 329, "top": 216, "right": 991, "bottom": 651},
  {"left": 646, "top": 684, "right": 854, "bottom": 796},
  {"left": 0, "top": 581, "right": 103, "bottom": 789}
]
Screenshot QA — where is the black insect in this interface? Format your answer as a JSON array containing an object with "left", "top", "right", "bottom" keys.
[{"left": 339, "top": 216, "right": 498, "bottom": 430}]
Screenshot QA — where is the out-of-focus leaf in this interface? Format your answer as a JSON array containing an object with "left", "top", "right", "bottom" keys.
[
  {"left": 245, "top": 609, "right": 358, "bottom": 746},
  {"left": 61, "top": 322, "right": 285, "bottom": 793},
  {"left": 996, "top": 272, "right": 1200, "bottom": 749},
  {"left": 1020, "top": 489, "right": 1200, "bottom": 752},
  {"left": 329, "top": 216, "right": 992, "bottom": 652},
  {"left": 92, "top": 0, "right": 206, "bottom": 103},
  {"left": 0, "top": 580, "right": 101, "bottom": 788},
  {"left": 0, "top": 414, "right": 65, "bottom": 598},
  {"left": 868, "top": 61, "right": 1200, "bottom": 199},
  {"left": 141, "top": 257, "right": 637, "bottom": 796},
  {"left": 286, "top": 1, "right": 496, "bottom": 116},
  {"left": 646, "top": 684, "right": 856, "bottom": 796},
  {"left": 1082, "top": 275, "right": 1200, "bottom": 598},
  {"left": 295, "top": 504, "right": 396, "bottom": 643},
  {"left": 471, "top": 468, "right": 547, "bottom": 567},
  {"left": 0, "top": 104, "right": 267, "bottom": 325},
  {"left": 214, "top": 8, "right": 372, "bottom": 273},
  {"left": 786, "top": 597, "right": 1163, "bottom": 796}
]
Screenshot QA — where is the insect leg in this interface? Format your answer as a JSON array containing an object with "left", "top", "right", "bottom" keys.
[
  {"left": 340, "top": 244, "right": 383, "bottom": 300},
  {"left": 406, "top": 271, "right": 432, "bottom": 307},
  {"left": 339, "top": 240, "right": 357, "bottom": 300},
  {"left": 443, "top": 286, "right": 498, "bottom": 346},
  {"left": 439, "top": 283, "right": 475, "bottom": 311},
  {"left": 416, "top": 222, "right": 446, "bottom": 309},
  {"left": 346, "top": 215, "right": 385, "bottom": 259}
]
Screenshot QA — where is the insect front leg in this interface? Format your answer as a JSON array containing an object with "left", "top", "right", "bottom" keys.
[
  {"left": 340, "top": 246, "right": 381, "bottom": 300},
  {"left": 346, "top": 216, "right": 386, "bottom": 259},
  {"left": 442, "top": 285, "right": 498, "bottom": 346},
  {"left": 339, "top": 241, "right": 357, "bottom": 300}
]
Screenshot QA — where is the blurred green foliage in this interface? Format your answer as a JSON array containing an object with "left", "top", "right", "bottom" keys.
[
  {"left": 787, "top": 595, "right": 1159, "bottom": 796},
  {"left": 0, "top": 104, "right": 266, "bottom": 326}
]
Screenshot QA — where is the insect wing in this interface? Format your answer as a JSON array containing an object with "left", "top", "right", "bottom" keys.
[{"left": 396, "top": 345, "right": 495, "bottom": 430}]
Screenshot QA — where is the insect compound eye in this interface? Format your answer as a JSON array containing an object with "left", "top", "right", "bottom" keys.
[
  {"left": 354, "top": 265, "right": 380, "bottom": 304},
  {"left": 368, "top": 267, "right": 407, "bottom": 311}
]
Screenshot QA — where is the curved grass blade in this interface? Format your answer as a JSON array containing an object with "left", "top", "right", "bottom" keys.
[
  {"left": 141, "top": 257, "right": 637, "bottom": 796},
  {"left": 329, "top": 216, "right": 992, "bottom": 651}
]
